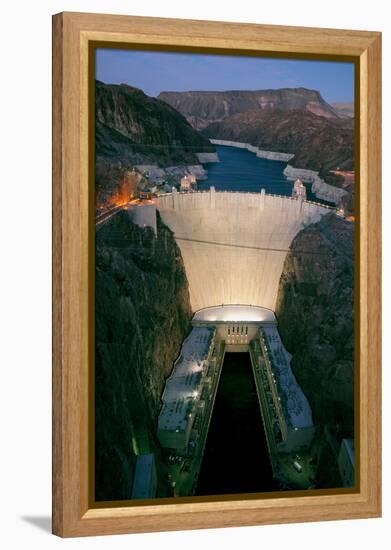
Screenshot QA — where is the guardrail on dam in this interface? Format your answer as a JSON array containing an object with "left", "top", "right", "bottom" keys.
[{"left": 156, "top": 189, "right": 333, "bottom": 312}]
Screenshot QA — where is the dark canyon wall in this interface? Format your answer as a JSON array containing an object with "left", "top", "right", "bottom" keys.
[
  {"left": 276, "top": 214, "right": 354, "bottom": 431},
  {"left": 95, "top": 212, "right": 192, "bottom": 500},
  {"left": 276, "top": 214, "right": 354, "bottom": 486}
]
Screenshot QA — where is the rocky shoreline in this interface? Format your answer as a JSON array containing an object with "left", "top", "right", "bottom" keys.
[
  {"left": 210, "top": 139, "right": 294, "bottom": 162},
  {"left": 135, "top": 162, "right": 210, "bottom": 182},
  {"left": 208, "top": 138, "right": 346, "bottom": 205},
  {"left": 134, "top": 151, "right": 220, "bottom": 183},
  {"left": 283, "top": 165, "right": 347, "bottom": 205},
  {"left": 196, "top": 152, "right": 220, "bottom": 163}
]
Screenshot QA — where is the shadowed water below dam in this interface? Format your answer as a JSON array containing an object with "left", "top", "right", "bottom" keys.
[{"left": 196, "top": 352, "right": 278, "bottom": 496}]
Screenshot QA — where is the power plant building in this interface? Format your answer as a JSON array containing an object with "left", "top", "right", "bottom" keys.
[
  {"left": 258, "top": 327, "right": 315, "bottom": 452},
  {"left": 157, "top": 327, "right": 216, "bottom": 452}
]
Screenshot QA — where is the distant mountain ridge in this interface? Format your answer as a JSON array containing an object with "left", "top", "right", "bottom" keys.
[
  {"left": 158, "top": 87, "right": 354, "bottom": 177},
  {"left": 331, "top": 102, "right": 354, "bottom": 118},
  {"left": 202, "top": 108, "right": 354, "bottom": 174},
  {"left": 158, "top": 88, "right": 340, "bottom": 130}
]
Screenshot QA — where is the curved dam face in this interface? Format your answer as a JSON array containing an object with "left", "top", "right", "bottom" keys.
[{"left": 156, "top": 190, "right": 332, "bottom": 312}]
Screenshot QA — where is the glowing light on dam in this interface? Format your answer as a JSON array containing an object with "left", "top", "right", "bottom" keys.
[
  {"left": 156, "top": 188, "right": 332, "bottom": 312},
  {"left": 192, "top": 304, "right": 276, "bottom": 323}
]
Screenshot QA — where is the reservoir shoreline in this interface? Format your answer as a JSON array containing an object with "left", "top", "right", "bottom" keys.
[
  {"left": 207, "top": 138, "right": 346, "bottom": 205},
  {"left": 210, "top": 138, "right": 294, "bottom": 162}
]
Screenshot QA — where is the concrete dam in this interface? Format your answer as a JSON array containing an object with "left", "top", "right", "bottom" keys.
[{"left": 156, "top": 188, "right": 333, "bottom": 312}]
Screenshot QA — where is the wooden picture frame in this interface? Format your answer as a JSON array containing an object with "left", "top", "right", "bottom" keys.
[{"left": 52, "top": 11, "right": 381, "bottom": 537}]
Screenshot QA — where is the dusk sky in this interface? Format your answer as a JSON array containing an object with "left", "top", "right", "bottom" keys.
[{"left": 96, "top": 49, "right": 354, "bottom": 104}]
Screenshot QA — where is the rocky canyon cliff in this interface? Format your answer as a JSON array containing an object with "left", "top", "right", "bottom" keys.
[
  {"left": 276, "top": 214, "right": 354, "bottom": 430},
  {"left": 95, "top": 212, "right": 192, "bottom": 500},
  {"left": 158, "top": 88, "right": 355, "bottom": 185},
  {"left": 275, "top": 214, "right": 354, "bottom": 485},
  {"left": 158, "top": 88, "right": 340, "bottom": 129},
  {"left": 95, "top": 80, "right": 216, "bottom": 205},
  {"left": 96, "top": 80, "right": 214, "bottom": 167}
]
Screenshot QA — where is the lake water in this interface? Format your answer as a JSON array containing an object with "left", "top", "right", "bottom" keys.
[{"left": 199, "top": 144, "right": 293, "bottom": 195}]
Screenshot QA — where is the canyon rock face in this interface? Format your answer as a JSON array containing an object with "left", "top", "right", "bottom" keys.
[
  {"left": 95, "top": 212, "right": 192, "bottom": 500},
  {"left": 95, "top": 81, "right": 216, "bottom": 206},
  {"left": 158, "top": 88, "right": 340, "bottom": 130},
  {"left": 202, "top": 109, "right": 354, "bottom": 175},
  {"left": 275, "top": 214, "right": 354, "bottom": 435},
  {"left": 96, "top": 81, "right": 215, "bottom": 166}
]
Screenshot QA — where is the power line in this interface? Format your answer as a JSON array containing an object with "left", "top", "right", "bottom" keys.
[
  {"left": 95, "top": 227, "right": 352, "bottom": 259},
  {"left": 174, "top": 236, "right": 353, "bottom": 258},
  {"left": 176, "top": 236, "right": 290, "bottom": 253}
]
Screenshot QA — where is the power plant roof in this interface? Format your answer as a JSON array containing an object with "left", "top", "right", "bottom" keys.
[
  {"left": 158, "top": 327, "right": 214, "bottom": 433},
  {"left": 261, "top": 326, "right": 313, "bottom": 429}
]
